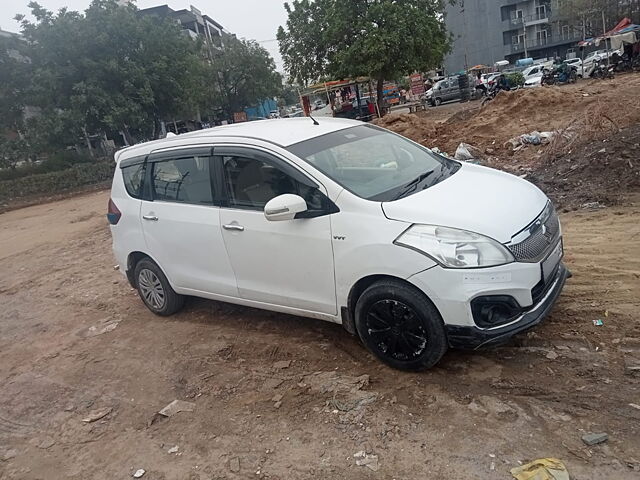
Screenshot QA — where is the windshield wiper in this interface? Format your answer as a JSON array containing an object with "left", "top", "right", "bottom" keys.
[{"left": 391, "top": 170, "right": 436, "bottom": 200}]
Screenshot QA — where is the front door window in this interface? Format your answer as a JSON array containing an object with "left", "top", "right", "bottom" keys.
[{"left": 221, "top": 155, "right": 323, "bottom": 211}]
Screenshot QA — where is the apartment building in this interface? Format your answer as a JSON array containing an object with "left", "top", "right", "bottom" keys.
[
  {"left": 444, "top": 0, "right": 583, "bottom": 72},
  {"left": 138, "top": 4, "right": 230, "bottom": 59}
]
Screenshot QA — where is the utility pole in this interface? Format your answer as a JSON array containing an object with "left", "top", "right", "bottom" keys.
[
  {"left": 462, "top": 0, "right": 469, "bottom": 72},
  {"left": 523, "top": 18, "right": 528, "bottom": 58},
  {"left": 602, "top": 10, "right": 610, "bottom": 67}
]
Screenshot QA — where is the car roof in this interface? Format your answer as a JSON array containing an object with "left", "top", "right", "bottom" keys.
[{"left": 115, "top": 117, "right": 361, "bottom": 163}]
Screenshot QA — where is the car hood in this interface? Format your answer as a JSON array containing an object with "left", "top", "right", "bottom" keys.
[{"left": 381, "top": 163, "right": 548, "bottom": 243}]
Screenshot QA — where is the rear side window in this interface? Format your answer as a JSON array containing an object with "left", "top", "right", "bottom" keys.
[
  {"left": 122, "top": 163, "right": 145, "bottom": 199},
  {"left": 152, "top": 156, "right": 213, "bottom": 205}
]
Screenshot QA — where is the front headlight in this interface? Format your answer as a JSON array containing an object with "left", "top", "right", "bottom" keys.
[{"left": 395, "top": 225, "right": 515, "bottom": 268}]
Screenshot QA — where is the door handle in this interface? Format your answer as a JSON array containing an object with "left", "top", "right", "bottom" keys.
[
  {"left": 143, "top": 215, "right": 158, "bottom": 221},
  {"left": 223, "top": 224, "right": 244, "bottom": 231}
]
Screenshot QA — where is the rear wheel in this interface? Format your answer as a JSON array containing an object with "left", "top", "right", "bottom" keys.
[
  {"left": 355, "top": 280, "right": 448, "bottom": 371},
  {"left": 134, "top": 258, "right": 184, "bottom": 316}
]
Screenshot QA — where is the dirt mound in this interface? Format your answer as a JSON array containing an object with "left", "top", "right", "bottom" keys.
[
  {"left": 374, "top": 113, "right": 438, "bottom": 144},
  {"left": 376, "top": 73, "right": 640, "bottom": 207},
  {"left": 528, "top": 124, "right": 640, "bottom": 209}
]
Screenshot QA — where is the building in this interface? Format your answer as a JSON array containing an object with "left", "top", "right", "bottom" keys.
[
  {"left": 138, "top": 4, "right": 230, "bottom": 59},
  {"left": 444, "top": 0, "right": 584, "bottom": 73}
]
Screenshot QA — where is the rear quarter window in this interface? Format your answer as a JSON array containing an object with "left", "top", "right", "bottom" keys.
[{"left": 122, "top": 163, "right": 145, "bottom": 199}]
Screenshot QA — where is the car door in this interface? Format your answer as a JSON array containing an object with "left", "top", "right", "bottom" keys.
[
  {"left": 215, "top": 146, "right": 337, "bottom": 315},
  {"left": 140, "top": 147, "right": 238, "bottom": 297}
]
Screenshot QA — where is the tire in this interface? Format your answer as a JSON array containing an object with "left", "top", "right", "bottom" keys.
[
  {"left": 434, "top": 97, "right": 442, "bottom": 106},
  {"left": 134, "top": 258, "right": 185, "bottom": 316},
  {"left": 354, "top": 279, "right": 448, "bottom": 371},
  {"left": 481, "top": 95, "right": 492, "bottom": 107}
]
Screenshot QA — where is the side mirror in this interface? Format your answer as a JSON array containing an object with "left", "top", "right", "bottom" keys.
[{"left": 264, "top": 194, "right": 307, "bottom": 221}]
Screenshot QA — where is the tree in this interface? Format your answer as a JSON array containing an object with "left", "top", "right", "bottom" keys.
[
  {"left": 210, "top": 38, "right": 282, "bottom": 118},
  {"left": 14, "top": 0, "right": 209, "bottom": 146},
  {"left": 557, "top": 0, "right": 640, "bottom": 37},
  {"left": 277, "top": 0, "right": 452, "bottom": 113}
]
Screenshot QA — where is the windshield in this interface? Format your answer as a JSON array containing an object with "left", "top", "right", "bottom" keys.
[{"left": 287, "top": 125, "right": 460, "bottom": 201}]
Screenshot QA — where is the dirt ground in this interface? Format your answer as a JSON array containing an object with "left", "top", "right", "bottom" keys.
[
  {"left": 0, "top": 195, "right": 639, "bottom": 479},
  {"left": 1, "top": 76, "right": 640, "bottom": 479}
]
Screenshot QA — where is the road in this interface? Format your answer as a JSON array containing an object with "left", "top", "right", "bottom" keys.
[{"left": 0, "top": 190, "right": 639, "bottom": 479}]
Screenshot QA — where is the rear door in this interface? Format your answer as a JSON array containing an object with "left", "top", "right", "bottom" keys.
[
  {"left": 215, "top": 146, "right": 337, "bottom": 315},
  {"left": 140, "top": 147, "right": 238, "bottom": 296}
]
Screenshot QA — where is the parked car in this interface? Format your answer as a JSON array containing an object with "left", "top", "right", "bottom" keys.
[
  {"left": 108, "top": 118, "right": 568, "bottom": 371},
  {"left": 483, "top": 73, "right": 502, "bottom": 86},
  {"left": 582, "top": 49, "right": 622, "bottom": 77},
  {"left": 522, "top": 64, "right": 545, "bottom": 81},
  {"left": 429, "top": 77, "right": 471, "bottom": 106},
  {"left": 524, "top": 75, "right": 543, "bottom": 88},
  {"left": 563, "top": 57, "right": 583, "bottom": 76},
  {"left": 314, "top": 99, "right": 326, "bottom": 110}
]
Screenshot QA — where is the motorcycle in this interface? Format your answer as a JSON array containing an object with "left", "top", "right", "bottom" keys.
[
  {"left": 591, "top": 61, "right": 615, "bottom": 79},
  {"left": 541, "top": 66, "right": 578, "bottom": 85},
  {"left": 481, "top": 81, "right": 519, "bottom": 106}
]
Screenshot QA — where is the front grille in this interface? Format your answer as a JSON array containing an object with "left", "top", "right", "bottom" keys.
[{"left": 508, "top": 203, "right": 560, "bottom": 262}]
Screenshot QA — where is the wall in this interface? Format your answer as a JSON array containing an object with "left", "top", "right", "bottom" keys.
[{"left": 444, "top": 0, "right": 507, "bottom": 73}]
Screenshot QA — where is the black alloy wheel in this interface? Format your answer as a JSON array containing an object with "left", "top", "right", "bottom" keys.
[
  {"left": 365, "top": 300, "right": 428, "bottom": 362},
  {"left": 355, "top": 279, "right": 448, "bottom": 371}
]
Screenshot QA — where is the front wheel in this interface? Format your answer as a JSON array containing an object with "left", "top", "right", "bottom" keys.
[
  {"left": 434, "top": 97, "right": 442, "bottom": 106},
  {"left": 134, "top": 258, "right": 185, "bottom": 316},
  {"left": 355, "top": 280, "right": 448, "bottom": 371}
]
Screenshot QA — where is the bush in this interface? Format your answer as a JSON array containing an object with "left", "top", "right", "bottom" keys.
[
  {"left": 0, "top": 161, "right": 114, "bottom": 202},
  {"left": 0, "top": 150, "right": 95, "bottom": 181},
  {"left": 506, "top": 72, "right": 525, "bottom": 87}
]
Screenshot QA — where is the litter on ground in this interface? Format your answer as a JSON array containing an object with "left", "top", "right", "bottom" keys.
[{"left": 510, "top": 458, "right": 569, "bottom": 480}]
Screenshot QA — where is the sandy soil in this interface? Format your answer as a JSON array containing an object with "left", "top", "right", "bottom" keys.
[{"left": 0, "top": 185, "right": 639, "bottom": 479}]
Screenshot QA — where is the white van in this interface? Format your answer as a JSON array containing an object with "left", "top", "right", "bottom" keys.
[{"left": 108, "top": 118, "right": 568, "bottom": 370}]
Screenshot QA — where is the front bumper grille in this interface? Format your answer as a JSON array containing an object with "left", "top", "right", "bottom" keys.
[{"left": 507, "top": 203, "right": 560, "bottom": 262}]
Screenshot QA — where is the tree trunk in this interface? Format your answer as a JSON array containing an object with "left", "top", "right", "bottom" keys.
[
  {"left": 376, "top": 77, "right": 385, "bottom": 117},
  {"left": 82, "top": 125, "right": 95, "bottom": 159}
]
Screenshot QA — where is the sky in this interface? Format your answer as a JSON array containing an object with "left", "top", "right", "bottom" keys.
[{"left": 0, "top": 0, "right": 289, "bottom": 69}]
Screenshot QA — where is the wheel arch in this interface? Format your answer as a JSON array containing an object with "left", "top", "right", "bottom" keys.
[
  {"left": 126, "top": 251, "right": 164, "bottom": 288},
  {"left": 343, "top": 274, "right": 418, "bottom": 335}
]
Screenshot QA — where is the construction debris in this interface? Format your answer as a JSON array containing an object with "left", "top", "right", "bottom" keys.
[
  {"left": 354, "top": 450, "right": 379, "bottom": 471},
  {"left": 582, "top": 432, "right": 609, "bottom": 446},
  {"left": 158, "top": 400, "right": 195, "bottom": 417}
]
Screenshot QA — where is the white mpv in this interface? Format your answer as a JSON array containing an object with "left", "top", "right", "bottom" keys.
[{"left": 108, "top": 118, "right": 568, "bottom": 370}]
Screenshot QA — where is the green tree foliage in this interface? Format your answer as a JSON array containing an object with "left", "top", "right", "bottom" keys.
[
  {"left": 210, "top": 38, "right": 283, "bottom": 117},
  {"left": 15, "top": 0, "right": 207, "bottom": 144},
  {"left": 556, "top": 0, "right": 640, "bottom": 37},
  {"left": 277, "top": 0, "right": 452, "bottom": 111}
]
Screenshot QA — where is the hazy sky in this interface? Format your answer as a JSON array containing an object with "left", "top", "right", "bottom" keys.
[{"left": 0, "top": 0, "right": 288, "bottom": 69}]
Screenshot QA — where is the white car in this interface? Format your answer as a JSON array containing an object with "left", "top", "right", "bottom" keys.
[
  {"left": 108, "top": 118, "right": 568, "bottom": 370},
  {"left": 582, "top": 49, "right": 621, "bottom": 77},
  {"left": 564, "top": 57, "right": 583, "bottom": 76},
  {"left": 522, "top": 65, "right": 545, "bottom": 81},
  {"left": 524, "top": 75, "right": 543, "bottom": 88}
]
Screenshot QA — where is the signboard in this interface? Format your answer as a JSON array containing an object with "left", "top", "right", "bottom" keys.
[
  {"left": 233, "top": 111, "right": 248, "bottom": 123},
  {"left": 410, "top": 73, "right": 425, "bottom": 96}
]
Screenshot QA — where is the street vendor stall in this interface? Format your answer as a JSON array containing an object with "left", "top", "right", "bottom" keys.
[
  {"left": 578, "top": 17, "right": 640, "bottom": 68},
  {"left": 301, "top": 77, "right": 379, "bottom": 121}
]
